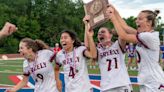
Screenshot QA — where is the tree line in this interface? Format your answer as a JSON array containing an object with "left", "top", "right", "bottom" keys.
[{"left": 0, "top": 0, "right": 163, "bottom": 54}]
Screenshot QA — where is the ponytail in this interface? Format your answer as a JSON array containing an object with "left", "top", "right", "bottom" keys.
[
  {"left": 35, "top": 39, "right": 49, "bottom": 51},
  {"left": 154, "top": 10, "right": 160, "bottom": 17},
  {"left": 141, "top": 9, "right": 160, "bottom": 27},
  {"left": 20, "top": 38, "right": 49, "bottom": 53}
]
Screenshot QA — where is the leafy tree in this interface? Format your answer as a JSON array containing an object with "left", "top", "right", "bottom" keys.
[{"left": 0, "top": 0, "right": 163, "bottom": 53}]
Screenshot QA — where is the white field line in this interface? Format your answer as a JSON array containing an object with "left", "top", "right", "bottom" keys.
[
  {"left": 0, "top": 65, "right": 23, "bottom": 68},
  {"left": 0, "top": 65, "right": 22, "bottom": 67},
  {"left": 0, "top": 58, "right": 24, "bottom": 61},
  {"left": 0, "top": 61, "right": 23, "bottom": 63},
  {"left": 0, "top": 84, "right": 14, "bottom": 86},
  {"left": 0, "top": 62, "right": 23, "bottom": 65},
  {"left": 0, "top": 71, "right": 22, "bottom": 74}
]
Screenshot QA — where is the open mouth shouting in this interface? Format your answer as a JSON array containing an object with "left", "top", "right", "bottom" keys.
[
  {"left": 99, "top": 37, "right": 105, "bottom": 42},
  {"left": 61, "top": 42, "right": 67, "bottom": 49}
]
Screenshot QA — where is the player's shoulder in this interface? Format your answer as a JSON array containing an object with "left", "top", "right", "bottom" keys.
[
  {"left": 38, "top": 49, "right": 53, "bottom": 55},
  {"left": 113, "top": 40, "right": 119, "bottom": 45},
  {"left": 76, "top": 45, "right": 86, "bottom": 49},
  {"left": 139, "top": 31, "right": 159, "bottom": 38},
  {"left": 111, "top": 40, "right": 119, "bottom": 48},
  {"left": 23, "top": 60, "right": 29, "bottom": 68},
  {"left": 138, "top": 31, "right": 159, "bottom": 44},
  {"left": 75, "top": 46, "right": 87, "bottom": 52},
  {"left": 56, "top": 49, "right": 64, "bottom": 57},
  {"left": 39, "top": 49, "right": 53, "bottom": 53}
]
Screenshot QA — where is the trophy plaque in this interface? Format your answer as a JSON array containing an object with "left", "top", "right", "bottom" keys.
[{"left": 84, "top": 0, "right": 109, "bottom": 29}]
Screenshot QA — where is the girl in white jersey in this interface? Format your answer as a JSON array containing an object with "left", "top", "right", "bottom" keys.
[
  {"left": 8, "top": 38, "right": 59, "bottom": 92},
  {"left": 83, "top": 16, "right": 132, "bottom": 92},
  {"left": 55, "top": 30, "right": 96, "bottom": 92},
  {"left": 107, "top": 5, "right": 164, "bottom": 92}
]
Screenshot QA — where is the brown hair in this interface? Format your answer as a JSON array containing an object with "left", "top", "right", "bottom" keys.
[
  {"left": 60, "top": 30, "right": 82, "bottom": 48},
  {"left": 20, "top": 38, "right": 49, "bottom": 53},
  {"left": 141, "top": 10, "right": 160, "bottom": 27},
  {"left": 99, "top": 27, "right": 113, "bottom": 34}
]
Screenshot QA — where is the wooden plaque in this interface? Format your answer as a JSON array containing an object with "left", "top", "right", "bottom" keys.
[{"left": 84, "top": 0, "right": 109, "bottom": 29}]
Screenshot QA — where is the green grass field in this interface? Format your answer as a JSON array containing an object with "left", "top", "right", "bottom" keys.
[
  {"left": 0, "top": 59, "right": 23, "bottom": 86},
  {"left": 0, "top": 58, "right": 139, "bottom": 91}
]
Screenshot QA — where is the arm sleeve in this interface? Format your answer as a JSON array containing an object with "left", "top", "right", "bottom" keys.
[
  {"left": 80, "top": 46, "right": 90, "bottom": 58},
  {"left": 44, "top": 50, "right": 56, "bottom": 63},
  {"left": 55, "top": 53, "right": 63, "bottom": 67},
  {"left": 23, "top": 60, "right": 30, "bottom": 76},
  {"left": 136, "top": 32, "right": 159, "bottom": 50}
]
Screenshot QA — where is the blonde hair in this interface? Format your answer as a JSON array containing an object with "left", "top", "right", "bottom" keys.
[{"left": 141, "top": 10, "right": 160, "bottom": 27}]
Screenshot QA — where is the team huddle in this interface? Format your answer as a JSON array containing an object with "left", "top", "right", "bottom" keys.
[{"left": 0, "top": 3, "right": 164, "bottom": 92}]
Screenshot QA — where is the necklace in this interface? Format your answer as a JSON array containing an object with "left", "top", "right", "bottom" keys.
[
  {"left": 63, "top": 48, "right": 78, "bottom": 73},
  {"left": 99, "top": 41, "right": 112, "bottom": 49}
]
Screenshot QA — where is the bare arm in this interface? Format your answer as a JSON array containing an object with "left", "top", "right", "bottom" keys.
[
  {"left": 83, "top": 15, "right": 91, "bottom": 48},
  {"left": 107, "top": 7, "right": 138, "bottom": 43},
  {"left": 84, "top": 21, "right": 89, "bottom": 48},
  {"left": 83, "top": 15, "right": 97, "bottom": 59},
  {"left": 109, "top": 5, "right": 137, "bottom": 34},
  {"left": 85, "top": 31, "right": 97, "bottom": 59},
  {"left": 0, "top": 22, "right": 17, "bottom": 39},
  {"left": 112, "top": 17, "right": 138, "bottom": 43},
  {"left": 9, "top": 75, "right": 29, "bottom": 92},
  {"left": 54, "top": 64, "right": 62, "bottom": 92},
  {"left": 116, "top": 11, "right": 137, "bottom": 34}
]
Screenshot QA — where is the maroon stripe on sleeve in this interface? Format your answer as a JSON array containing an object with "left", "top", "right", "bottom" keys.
[
  {"left": 118, "top": 40, "right": 126, "bottom": 53},
  {"left": 136, "top": 50, "right": 141, "bottom": 63},
  {"left": 83, "top": 49, "right": 90, "bottom": 59},
  {"left": 158, "top": 85, "right": 164, "bottom": 89},
  {"left": 96, "top": 48, "right": 99, "bottom": 60},
  {"left": 23, "top": 73, "right": 30, "bottom": 76},
  {"left": 50, "top": 53, "right": 56, "bottom": 63},
  {"left": 55, "top": 62, "right": 62, "bottom": 67},
  {"left": 136, "top": 33, "right": 149, "bottom": 49}
]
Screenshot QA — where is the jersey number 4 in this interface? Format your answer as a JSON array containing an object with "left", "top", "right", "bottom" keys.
[
  {"left": 107, "top": 57, "right": 118, "bottom": 71},
  {"left": 69, "top": 67, "right": 75, "bottom": 78}
]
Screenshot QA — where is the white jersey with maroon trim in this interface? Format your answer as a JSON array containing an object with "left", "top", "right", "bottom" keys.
[
  {"left": 136, "top": 31, "right": 164, "bottom": 86},
  {"left": 98, "top": 40, "right": 131, "bottom": 91},
  {"left": 55, "top": 46, "right": 91, "bottom": 92},
  {"left": 23, "top": 49, "right": 58, "bottom": 92}
]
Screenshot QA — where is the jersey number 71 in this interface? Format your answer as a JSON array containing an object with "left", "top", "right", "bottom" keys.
[{"left": 107, "top": 57, "right": 118, "bottom": 71}]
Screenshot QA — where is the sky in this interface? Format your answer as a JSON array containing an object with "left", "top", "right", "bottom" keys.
[{"left": 82, "top": 0, "right": 164, "bottom": 22}]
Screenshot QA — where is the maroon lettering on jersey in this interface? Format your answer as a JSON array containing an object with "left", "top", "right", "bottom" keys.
[
  {"left": 100, "top": 49, "right": 119, "bottom": 59},
  {"left": 29, "top": 62, "right": 47, "bottom": 73},
  {"left": 63, "top": 57, "right": 80, "bottom": 65},
  {"left": 159, "top": 85, "right": 164, "bottom": 89},
  {"left": 63, "top": 60, "right": 66, "bottom": 65}
]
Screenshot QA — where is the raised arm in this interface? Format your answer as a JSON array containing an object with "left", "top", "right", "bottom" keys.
[
  {"left": 0, "top": 22, "right": 17, "bottom": 39},
  {"left": 83, "top": 15, "right": 97, "bottom": 59},
  {"left": 109, "top": 5, "right": 137, "bottom": 34},
  {"left": 106, "top": 6, "right": 138, "bottom": 43},
  {"left": 83, "top": 16, "right": 89, "bottom": 48}
]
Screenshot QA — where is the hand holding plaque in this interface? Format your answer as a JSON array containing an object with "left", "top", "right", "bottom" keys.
[{"left": 84, "top": 0, "right": 109, "bottom": 29}]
